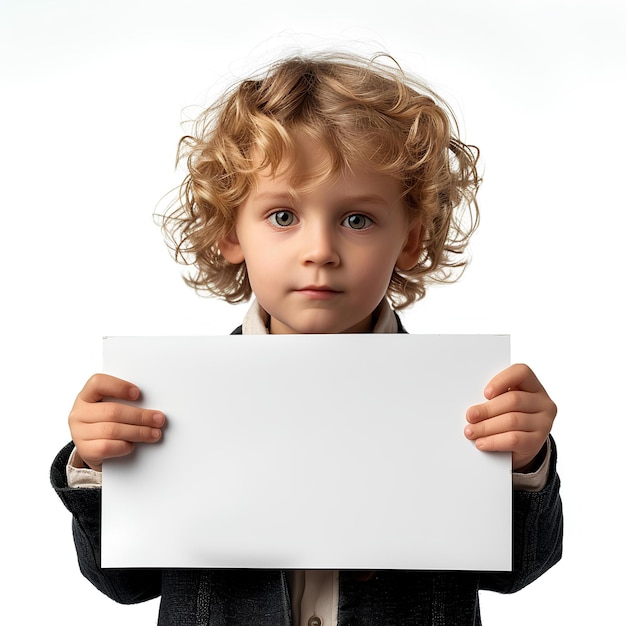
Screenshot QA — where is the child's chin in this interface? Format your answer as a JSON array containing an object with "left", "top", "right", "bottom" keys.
[{"left": 270, "top": 316, "right": 348, "bottom": 335}]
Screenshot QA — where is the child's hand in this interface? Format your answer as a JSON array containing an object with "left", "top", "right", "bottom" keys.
[
  {"left": 464, "top": 364, "right": 557, "bottom": 472},
  {"left": 68, "top": 374, "right": 165, "bottom": 472}
]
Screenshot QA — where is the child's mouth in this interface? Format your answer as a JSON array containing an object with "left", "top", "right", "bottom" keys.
[{"left": 295, "top": 286, "right": 342, "bottom": 299}]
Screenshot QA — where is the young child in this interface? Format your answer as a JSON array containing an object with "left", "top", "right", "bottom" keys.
[{"left": 51, "top": 52, "right": 562, "bottom": 625}]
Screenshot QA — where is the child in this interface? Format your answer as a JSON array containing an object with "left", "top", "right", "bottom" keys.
[{"left": 51, "top": 52, "right": 562, "bottom": 625}]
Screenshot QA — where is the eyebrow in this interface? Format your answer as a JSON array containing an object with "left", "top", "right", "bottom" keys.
[{"left": 338, "top": 194, "right": 391, "bottom": 206}]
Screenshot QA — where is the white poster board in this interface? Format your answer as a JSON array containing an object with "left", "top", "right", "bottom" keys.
[{"left": 102, "top": 334, "right": 511, "bottom": 570}]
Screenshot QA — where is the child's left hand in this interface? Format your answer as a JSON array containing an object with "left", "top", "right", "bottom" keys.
[{"left": 464, "top": 364, "right": 557, "bottom": 472}]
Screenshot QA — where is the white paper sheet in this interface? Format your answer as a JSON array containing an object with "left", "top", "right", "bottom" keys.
[{"left": 102, "top": 334, "right": 511, "bottom": 570}]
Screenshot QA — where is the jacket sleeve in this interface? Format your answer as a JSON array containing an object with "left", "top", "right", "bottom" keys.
[
  {"left": 51, "top": 442, "right": 163, "bottom": 604},
  {"left": 479, "top": 435, "right": 563, "bottom": 594}
]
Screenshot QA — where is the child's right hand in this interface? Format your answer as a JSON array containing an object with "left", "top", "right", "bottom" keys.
[{"left": 68, "top": 374, "right": 165, "bottom": 472}]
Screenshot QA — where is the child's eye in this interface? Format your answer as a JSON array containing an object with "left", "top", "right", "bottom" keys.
[
  {"left": 342, "top": 214, "right": 373, "bottom": 230},
  {"left": 268, "top": 210, "right": 297, "bottom": 228}
]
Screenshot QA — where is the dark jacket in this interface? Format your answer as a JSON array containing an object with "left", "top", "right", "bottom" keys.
[{"left": 51, "top": 326, "right": 562, "bottom": 625}]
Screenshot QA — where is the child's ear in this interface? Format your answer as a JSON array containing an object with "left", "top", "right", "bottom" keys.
[
  {"left": 219, "top": 228, "right": 245, "bottom": 264},
  {"left": 396, "top": 218, "right": 423, "bottom": 271}
]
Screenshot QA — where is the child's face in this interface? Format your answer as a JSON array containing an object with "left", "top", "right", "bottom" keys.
[{"left": 220, "top": 143, "right": 422, "bottom": 334}]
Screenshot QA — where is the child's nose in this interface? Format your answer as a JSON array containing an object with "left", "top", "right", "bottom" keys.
[{"left": 299, "top": 222, "right": 340, "bottom": 266}]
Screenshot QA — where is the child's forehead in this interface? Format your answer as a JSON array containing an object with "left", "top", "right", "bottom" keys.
[
  {"left": 251, "top": 161, "right": 338, "bottom": 196},
  {"left": 250, "top": 134, "right": 329, "bottom": 171},
  {"left": 249, "top": 152, "right": 404, "bottom": 207},
  {"left": 249, "top": 138, "right": 339, "bottom": 193},
  {"left": 249, "top": 135, "right": 398, "bottom": 195}
]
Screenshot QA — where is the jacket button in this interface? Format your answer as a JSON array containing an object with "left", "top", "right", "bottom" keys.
[{"left": 308, "top": 617, "right": 322, "bottom": 626}]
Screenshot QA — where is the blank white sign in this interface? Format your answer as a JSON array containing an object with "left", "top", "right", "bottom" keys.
[{"left": 102, "top": 334, "right": 511, "bottom": 570}]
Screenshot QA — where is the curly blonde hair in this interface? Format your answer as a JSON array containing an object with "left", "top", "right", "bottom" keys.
[{"left": 159, "top": 52, "right": 480, "bottom": 309}]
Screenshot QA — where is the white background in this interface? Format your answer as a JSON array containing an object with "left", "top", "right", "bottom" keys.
[{"left": 1, "top": 0, "right": 624, "bottom": 623}]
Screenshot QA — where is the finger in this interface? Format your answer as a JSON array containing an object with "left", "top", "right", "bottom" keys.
[
  {"left": 75, "top": 401, "right": 165, "bottom": 428},
  {"left": 79, "top": 373, "right": 140, "bottom": 404},
  {"left": 472, "top": 430, "right": 547, "bottom": 461},
  {"left": 82, "top": 421, "right": 164, "bottom": 444},
  {"left": 464, "top": 411, "right": 541, "bottom": 440},
  {"left": 483, "top": 364, "right": 543, "bottom": 399},
  {"left": 466, "top": 389, "right": 537, "bottom": 424},
  {"left": 475, "top": 431, "right": 521, "bottom": 452},
  {"left": 79, "top": 439, "right": 137, "bottom": 472},
  {"left": 76, "top": 418, "right": 164, "bottom": 471}
]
